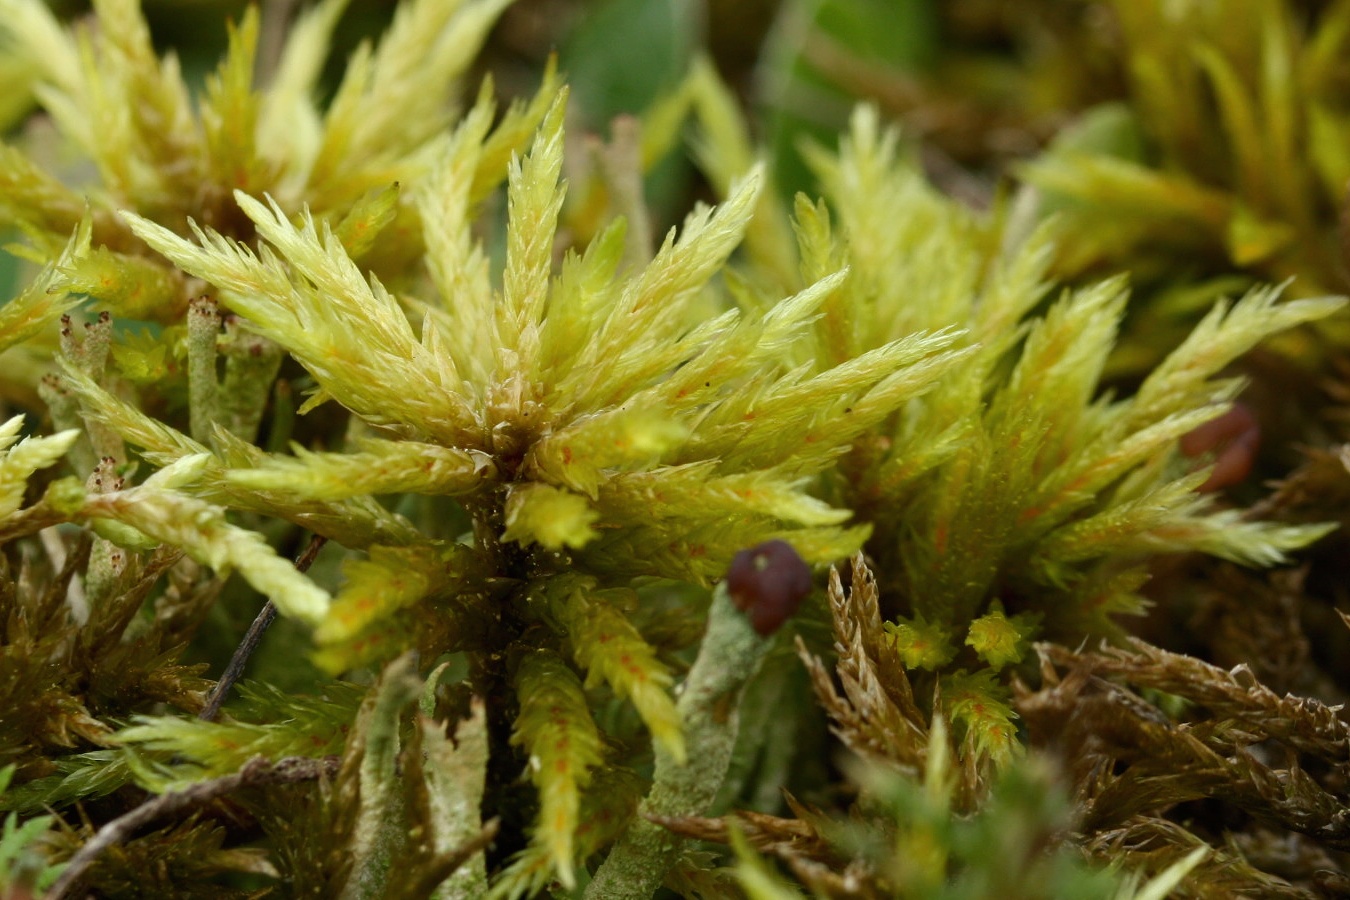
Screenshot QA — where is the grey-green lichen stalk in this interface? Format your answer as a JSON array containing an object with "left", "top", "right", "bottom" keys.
[{"left": 586, "top": 541, "right": 812, "bottom": 897}]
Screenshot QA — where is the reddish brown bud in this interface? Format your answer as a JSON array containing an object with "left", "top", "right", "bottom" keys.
[
  {"left": 1179, "top": 402, "right": 1260, "bottom": 492},
  {"left": 725, "top": 539, "right": 813, "bottom": 635}
]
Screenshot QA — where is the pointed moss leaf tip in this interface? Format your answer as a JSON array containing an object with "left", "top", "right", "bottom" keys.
[
  {"left": 553, "top": 585, "right": 685, "bottom": 763},
  {"left": 57, "top": 246, "right": 183, "bottom": 322},
  {"left": 965, "top": 603, "right": 1039, "bottom": 670},
  {"left": 0, "top": 416, "right": 23, "bottom": 453},
  {"left": 940, "top": 670, "right": 1020, "bottom": 770},
  {"left": 0, "top": 765, "right": 66, "bottom": 892},
  {"left": 140, "top": 451, "right": 212, "bottom": 491},
  {"left": 606, "top": 409, "right": 689, "bottom": 462},
  {"left": 502, "top": 483, "right": 600, "bottom": 550},
  {"left": 113, "top": 682, "right": 361, "bottom": 788},
  {"left": 315, "top": 548, "right": 432, "bottom": 647},
  {"left": 728, "top": 823, "right": 800, "bottom": 900},
  {"left": 510, "top": 650, "right": 603, "bottom": 889},
  {"left": 530, "top": 408, "right": 688, "bottom": 499},
  {"left": 0, "top": 418, "right": 79, "bottom": 518},
  {"left": 123, "top": 195, "right": 475, "bottom": 444},
  {"left": 227, "top": 439, "right": 495, "bottom": 501},
  {"left": 498, "top": 88, "right": 568, "bottom": 357},
  {"left": 80, "top": 461, "right": 331, "bottom": 627},
  {"left": 884, "top": 616, "right": 957, "bottom": 671},
  {"left": 333, "top": 182, "right": 402, "bottom": 259},
  {"left": 0, "top": 216, "right": 88, "bottom": 354}
]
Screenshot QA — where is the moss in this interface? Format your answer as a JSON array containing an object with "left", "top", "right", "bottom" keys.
[{"left": 1, "top": 1, "right": 1348, "bottom": 897}]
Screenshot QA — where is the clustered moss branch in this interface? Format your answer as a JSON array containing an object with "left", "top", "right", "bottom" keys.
[{"left": 1, "top": 0, "right": 1348, "bottom": 897}]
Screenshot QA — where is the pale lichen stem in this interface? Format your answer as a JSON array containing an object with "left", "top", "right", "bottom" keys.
[
  {"left": 584, "top": 581, "right": 777, "bottom": 899},
  {"left": 186, "top": 296, "right": 221, "bottom": 445}
]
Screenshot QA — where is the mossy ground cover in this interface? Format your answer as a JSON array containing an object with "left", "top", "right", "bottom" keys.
[{"left": 2, "top": 1, "right": 1350, "bottom": 897}]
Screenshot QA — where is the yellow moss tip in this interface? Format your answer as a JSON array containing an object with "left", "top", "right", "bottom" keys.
[{"left": 502, "top": 483, "right": 600, "bottom": 550}]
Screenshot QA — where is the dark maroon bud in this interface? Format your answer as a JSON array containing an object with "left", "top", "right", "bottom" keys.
[{"left": 725, "top": 539, "right": 813, "bottom": 636}]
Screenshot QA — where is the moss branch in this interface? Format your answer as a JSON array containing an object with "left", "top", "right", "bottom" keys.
[{"left": 47, "top": 754, "right": 341, "bottom": 899}]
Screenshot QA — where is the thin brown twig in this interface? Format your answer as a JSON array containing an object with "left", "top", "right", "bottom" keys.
[
  {"left": 45, "top": 755, "right": 340, "bottom": 899},
  {"left": 199, "top": 533, "right": 328, "bottom": 721}
]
